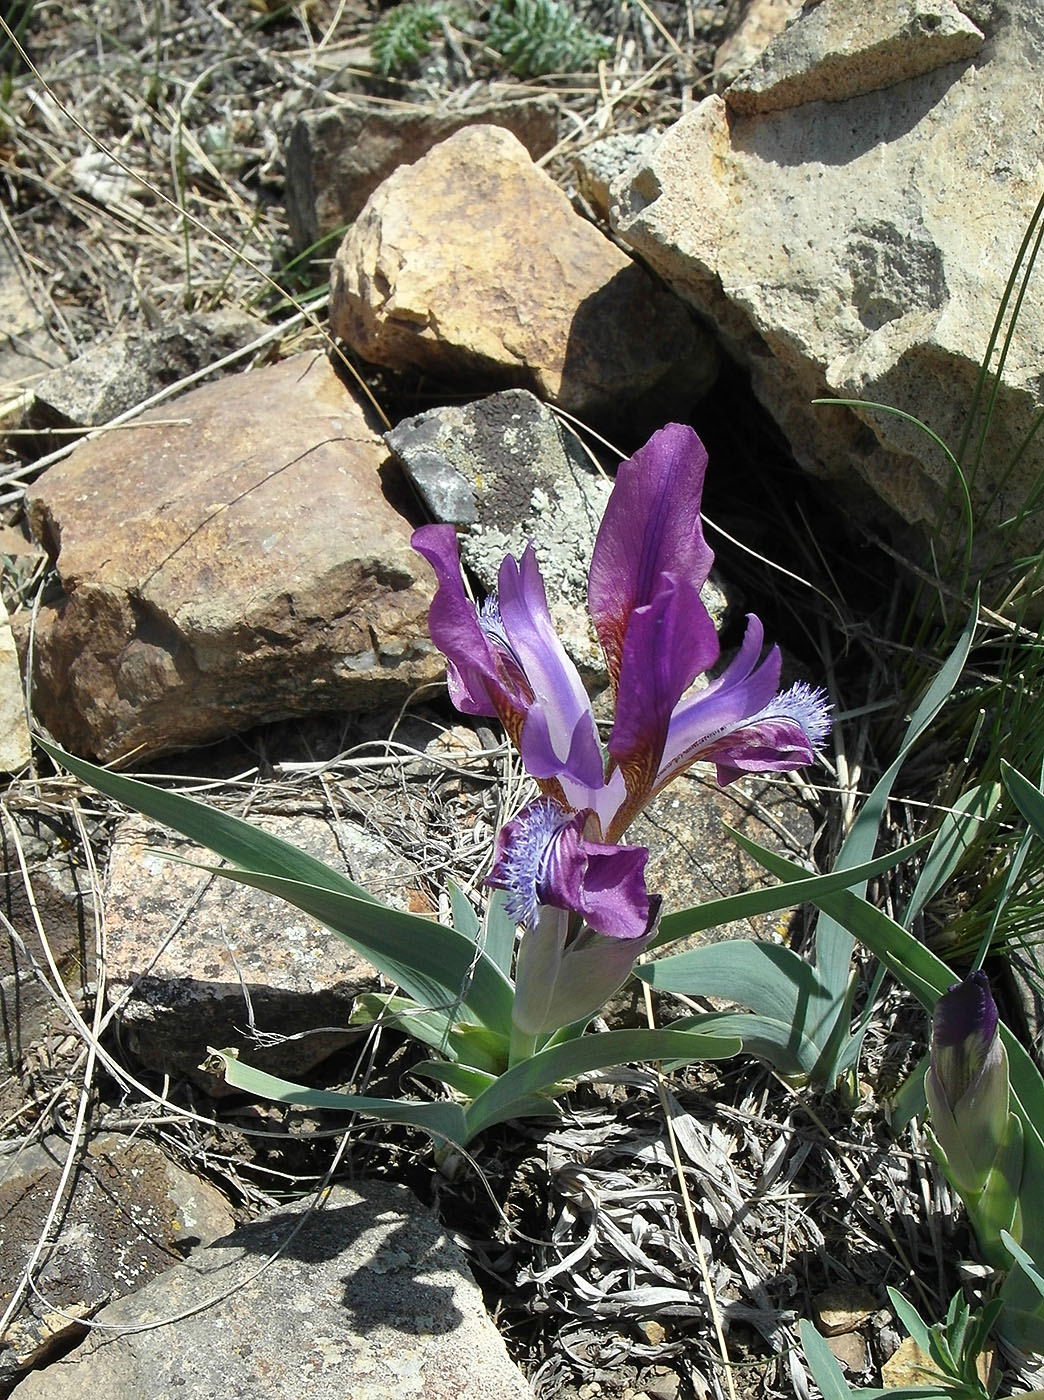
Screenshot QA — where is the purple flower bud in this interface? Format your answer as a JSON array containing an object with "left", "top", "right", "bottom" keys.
[
  {"left": 931, "top": 970, "right": 1000, "bottom": 1103},
  {"left": 926, "top": 971, "right": 1013, "bottom": 1201}
]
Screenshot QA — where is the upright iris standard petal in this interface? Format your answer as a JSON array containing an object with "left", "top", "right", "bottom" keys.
[
  {"left": 588, "top": 423, "right": 716, "bottom": 692},
  {"left": 488, "top": 798, "right": 650, "bottom": 939},
  {"left": 604, "top": 575, "right": 720, "bottom": 837},
  {"left": 496, "top": 545, "right": 605, "bottom": 794}
]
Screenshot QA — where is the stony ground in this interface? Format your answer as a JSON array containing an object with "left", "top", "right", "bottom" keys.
[{"left": 2, "top": 2, "right": 1041, "bottom": 1398}]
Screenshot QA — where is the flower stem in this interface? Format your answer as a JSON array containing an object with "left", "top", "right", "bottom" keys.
[{"left": 508, "top": 1023, "right": 538, "bottom": 1067}]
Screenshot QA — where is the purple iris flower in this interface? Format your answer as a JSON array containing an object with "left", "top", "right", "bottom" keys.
[{"left": 412, "top": 422, "right": 831, "bottom": 852}]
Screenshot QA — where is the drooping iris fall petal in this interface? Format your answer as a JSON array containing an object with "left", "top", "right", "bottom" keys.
[
  {"left": 488, "top": 798, "right": 650, "bottom": 940},
  {"left": 647, "top": 615, "right": 831, "bottom": 796},
  {"left": 411, "top": 524, "right": 530, "bottom": 735}
]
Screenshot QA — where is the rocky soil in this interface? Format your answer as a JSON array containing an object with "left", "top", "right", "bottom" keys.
[{"left": 2, "top": 1, "right": 1043, "bottom": 1397}]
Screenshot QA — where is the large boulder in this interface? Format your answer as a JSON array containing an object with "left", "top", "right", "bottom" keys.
[
  {"left": 25, "top": 352, "right": 443, "bottom": 761},
  {"left": 103, "top": 812, "right": 417, "bottom": 1088},
  {"left": 330, "top": 124, "right": 716, "bottom": 431},
  {"left": 13, "top": 1181, "right": 533, "bottom": 1400},
  {"left": 612, "top": 0, "right": 1043, "bottom": 573}
]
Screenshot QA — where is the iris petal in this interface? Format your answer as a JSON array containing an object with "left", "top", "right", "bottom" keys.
[
  {"left": 411, "top": 524, "right": 528, "bottom": 724},
  {"left": 488, "top": 799, "right": 650, "bottom": 939},
  {"left": 588, "top": 423, "right": 714, "bottom": 691},
  {"left": 497, "top": 544, "right": 605, "bottom": 792},
  {"left": 606, "top": 575, "right": 719, "bottom": 836},
  {"left": 655, "top": 615, "right": 784, "bottom": 789}
]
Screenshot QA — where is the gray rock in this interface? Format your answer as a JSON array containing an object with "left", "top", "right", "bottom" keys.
[
  {"left": 724, "top": 0, "right": 984, "bottom": 113},
  {"left": 31, "top": 309, "right": 263, "bottom": 430},
  {"left": 0, "top": 1132, "right": 235, "bottom": 1389},
  {"left": 388, "top": 390, "right": 731, "bottom": 682},
  {"left": 13, "top": 1180, "right": 533, "bottom": 1399},
  {"left": 104, "top": 812, "right": 419, "bottom": 1088},
  {"left": 0, "top": 592, "right": 29, "bottom": 771},
  {"left": 712, "top": 0, "right": 804, "bottom": 91},
  {"left": 572, "top": 131, "right": 659, "bottom": 223},
  {"left": 0, "top": 812, "right": 97, "bottom": 1121},
  {"left": 285, "top": 96, "right": 560, "bottom": 251},
  {"left": 612, "top": 0, "right": 1044, "bottom": 577},
  {"left": 25, "top": 352, "right": 443, "bottom": 761}
]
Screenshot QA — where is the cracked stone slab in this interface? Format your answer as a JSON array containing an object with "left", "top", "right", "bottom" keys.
[
  {"left": 104, "top": 811, "right": 422, "bottom": 1088},
  {"left": 25, "top": 351, "right": 443, "bottom": 761},
  {"left": 0, "top": 1132, "right": 235, "bottom": 1390},
  {"left": 13, "top": 1180, "right": 533, "bottom": 1400},
  {"left": 724, "top": 0, "right": 984, "bottom": 114}
]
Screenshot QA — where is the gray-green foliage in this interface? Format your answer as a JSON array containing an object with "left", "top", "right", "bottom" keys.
[
  {"left": 370, "top": 0, "right": 611, "bottom": 78},
  {"left": 487, "top": 0, "right": 611, "bottom": 76},
  {"left": 371, "top": 2, "right": 447, "bottom": 75}
]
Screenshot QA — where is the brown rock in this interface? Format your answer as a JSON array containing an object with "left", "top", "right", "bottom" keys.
[
  {"left": 0, "top": 1132, "right": 234, "bottom": 1389},
  {"left": 813, "top": 1282, "right": 878, "bottom": 1334},
  {"left": 880, "top": 1335, "right": 974, "bottom": 1389},
  {"left": 825, "top": 1330, "right": 869, "bottom": 1373},
  {"left": 285, "top": 95, "right": 561, "bottom": 251},
  {"left": 330, "top": 125, "right": 716, "bottom": 426},
  {"left": 25, "top": 352, "right": 443, "bottom": 761}
]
